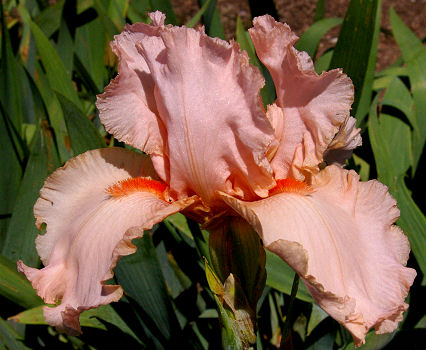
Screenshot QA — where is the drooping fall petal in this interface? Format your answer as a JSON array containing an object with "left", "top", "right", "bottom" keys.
[
  {"left": 96, "top": 12, "right": 167, "bottom": 155},
  {"left": 250, "top": 15, "right": 361, "bottom": 179},
  {"left": 220, "top": 165, "right": 416, "bottom": 346},
  {"left": 18, "top": 148, "right": 196, "bottom": 335}
]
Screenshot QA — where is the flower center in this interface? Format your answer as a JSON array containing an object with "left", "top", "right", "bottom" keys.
[{"left": 269, "top": 178, "right": 313, "bottom": 196}]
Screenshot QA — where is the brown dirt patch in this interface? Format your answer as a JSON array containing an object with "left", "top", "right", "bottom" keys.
[{"left": 171, "top": 0, "right": 426, "bottom": 71}]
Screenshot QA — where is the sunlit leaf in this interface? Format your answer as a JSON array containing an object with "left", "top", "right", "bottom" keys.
[
  {"left": 390, "top": 7, "right": 426, "bottom": 175},
  {"left": 295, "top": 17, "right": 342, "bottom": 59},
  {"left": 330, "top": 0, "right": 378, "bottom": 116}
]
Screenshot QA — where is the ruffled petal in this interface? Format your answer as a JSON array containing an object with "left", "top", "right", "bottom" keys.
[
  {"left": 96, "top": 12, "right": 167, "bottom": 155},
  {"left": 220, "top": 165, "right": 416, "bottom": 346},
  {"left": 250, "top": 15, "right": 360, "bottom": 179},
  {"left": 18, "top": 148, "right": 196, "bottom": 335},
  {"left": 136, "top": 23, "right": 275, "bottom": 204}
]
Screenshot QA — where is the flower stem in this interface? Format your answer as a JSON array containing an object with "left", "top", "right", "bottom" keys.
[{"left": 281, "top": 273, "right": 300, "bottom": 346}]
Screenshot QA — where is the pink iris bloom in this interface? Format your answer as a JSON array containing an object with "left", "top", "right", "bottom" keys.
[{"left": 18, "top": 12, "right": 416, "bottom": 346}]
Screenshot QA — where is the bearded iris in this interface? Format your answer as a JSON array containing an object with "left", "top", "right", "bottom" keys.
[{"left": 17, "top": 12, "right": 416, "bottom": 346}]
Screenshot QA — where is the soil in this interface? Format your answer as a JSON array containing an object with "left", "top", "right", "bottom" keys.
[{"left": 171, "top": 0, "right": 426, "bottom": 71}]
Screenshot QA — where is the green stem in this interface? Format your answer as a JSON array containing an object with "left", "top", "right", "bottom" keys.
[{"left": 281, "top": 273, "right": 300, "bottom": 345}]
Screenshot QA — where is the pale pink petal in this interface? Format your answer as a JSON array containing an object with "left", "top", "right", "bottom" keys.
[
  {"left": 220, "top": 165, "right": 416, "bottom": 346},
  {"left": 250, "top": 16, "right": 359, "bottom": 179},
  {"left": 18, "top": 148, "right": 196, "bottom": 335},
  {"left": 136, "top": 25, "right": 275, "bottom": 204},
  {"left": 96, "top": 14, "right": 166, "bottom": 155}
]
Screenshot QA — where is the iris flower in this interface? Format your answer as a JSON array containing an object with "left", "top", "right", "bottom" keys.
[{"left": 18, "top": 12, "right": 416, "bottom": 346}]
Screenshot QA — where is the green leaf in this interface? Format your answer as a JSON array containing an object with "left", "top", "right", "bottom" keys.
[
  {"left": 352, "top": 154, "right": 370, "bottom": 181},
  {"left": 186, "top": 0, "right": 212, "bottom": 28},
  {"left": 0, "top": 106, "right": 22, "bottom": 247},
  {"left": 127, "top": 0, "right": 150, "bottom": 23},
  {"left": 33, "top": 61, "right": 70, "bottom": 163},
  {"left": 0, "top": 254, "right": 43, "bottom": 309},
  {"left": 19, "top": 5, "right": 81, "bottom": 109},
  {"left": 391, "top": 177, "right": 426, "bottom": 284},
  {"left": 330, "top": 0, "right": 379, "bottom": 116},
  {"left": 93, "top": 0, "right": 121, "bottom": 40},
  {"left": 107, "top": 0, "right": 128, "bottom": 29},
  {"left": 390, "top": 8, "right": 426, "bottom": 174},
  {"left": 56, "top": 93, "right": 106, "bottom": 156},
  {"left": 0, "top": 316, "right": 29, "bottom": 350},
  {"left": 306, "top": 333, "right": 334, "bottom": 350},
  {"left": 156, "top": 241, "right": 191, "bottom": 298},
  {"left": 313, "top": 0, "right": 325, "bottom": 22},
  {"left": 74, "top": 18, "right": 106, "bottom": 93},
  {"left": 235, "top": 16, "right": 275, "bottom": 106},
  {"left": 307, "top": 303, "right": 328, "bottom": 335},
  {"left": 33, "top": 0, "right": 65, "bottom": 38},
  {"left": 10, "top": 305, "right": 142, "bottom": 344},
  {"left": 295, "top": 18, "right": 342, "bottom": 59},
  {"left": 115, "top": 234, "right": 181, "bottom": 342},
  {"left": 368, "top": 99, "right": 426, "bottom": 282},
  {"left": 199, "top": 0, "right": 225, "bottom": 39},
  {"left": 343, "top": 330, "right": 396, "bottom": 350},
  {"left": 2, "top": 128, "right": 48, "bottom": 266},
  {"left": 0, "top": 1, "right": 22, "bottom": 132},
  {"left": 265, "top": 251, "right": 312, "bottom": 302},
  {"left": 314, "top": 50, "right": 332, "bottom": 74},
  {"left": 56, "top": 19, "right": 74, "bottom": 79},
  {"left": 354, "top": 0, "right": 381, "bottom": 124},
  {"left": 150, "top": 0, "right": 177, "bottom": 25}
]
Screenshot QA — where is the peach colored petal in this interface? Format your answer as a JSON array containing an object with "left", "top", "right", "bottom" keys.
[
  {"left": 136, "top": 24, "right": 275, "bottom": 204},
  {"left": 18, "top": 148, "right": 196, "bottom": 335},
  {"left": 96, "top": 12, "right": 167, "bottom": 155},
  {"left": 220, "top": 165, "right": 416, "bottom": 346},
  {"left": 250, "top": 16, "right": 360, "bottom": 179}
]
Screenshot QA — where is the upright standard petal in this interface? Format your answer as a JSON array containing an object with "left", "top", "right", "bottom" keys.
[
  {"left": 137, "top": 24, "right": 275, "bottom": 204},
  {"left": 220, "top": 166, "right": 416, "bottom": 346},
  {"left": 250, "top": 15, "right": 361, "bottom": 180},
  {"left": 18, "top": 148, "right": 196, "bottom": 335},
  {"left": 96, "top": 12, "right": 167, "bottom": 155}
]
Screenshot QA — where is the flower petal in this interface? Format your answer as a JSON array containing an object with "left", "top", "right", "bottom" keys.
[
  {"left": 18, "top": 148, "right": 196, "bottom": 335},
  {"left": 96, "top": 12, "right": 167, "bottom": 155},
  {"left": 136, "top": 24, "right": 275, "bottom": 204},
  {"left": 250, "top": 15, "right": 361, "bottom": 179},
  {"left": 220, "top": 165, "right": 416, "bottom": 345}
]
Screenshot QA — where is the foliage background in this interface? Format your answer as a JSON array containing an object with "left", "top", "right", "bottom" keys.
[{"left": 0, "top": 0, "right": 425, "bottom": 349}]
